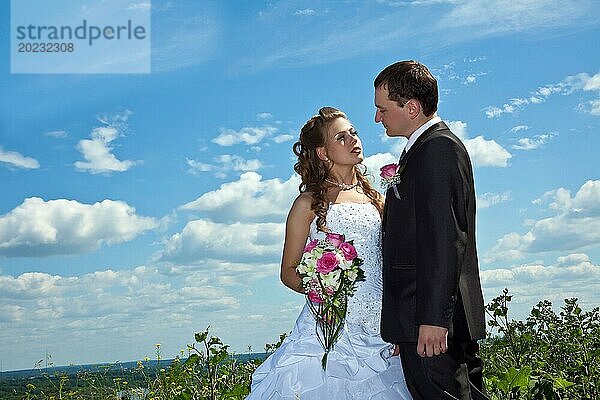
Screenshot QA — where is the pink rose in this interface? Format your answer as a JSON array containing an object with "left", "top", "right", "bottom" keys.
[
  {"left": 325, "top": 286, "right": 335, "bottom": 296},
  {"left": 326, "top": 233, "right": 345, "bottom": 248},
  {"left": 339, "top": 242, "right": 358, "bottom": 261},
  {"left": 308, "top": 289, "right": 323, "bottom": 303},
  {"left": 304, "top": 239, "right": 319, "bottom": 253},
  {"left": 380, "top": 163, "right": 398, "bottom": 179},
  {"left": 316, "top": 251, "right": 339, "bottom": 274}
]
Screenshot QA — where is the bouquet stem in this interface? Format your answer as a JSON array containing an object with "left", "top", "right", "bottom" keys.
[{"left": 308, "top": 289, "right": 348, "bottom": 370}]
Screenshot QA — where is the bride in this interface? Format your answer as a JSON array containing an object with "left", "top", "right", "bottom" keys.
[{"left": 246, "top": 107, "right": 412, "bottom": 399}]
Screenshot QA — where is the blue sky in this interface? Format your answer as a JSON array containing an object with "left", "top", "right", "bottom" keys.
[{"left": 1, "top": 0, "right": 599, "bottom": 371}]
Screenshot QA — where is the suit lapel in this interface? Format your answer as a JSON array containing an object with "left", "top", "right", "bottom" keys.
[
  {"left": 385, "top": 122, "right": 449, "bottom": 203},
  {"left": 399, "top": 121, "right": 447, "bottom": 169}
]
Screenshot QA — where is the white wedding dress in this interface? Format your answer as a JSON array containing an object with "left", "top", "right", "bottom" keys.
[{"left": 247, "top": 203, "right": 413, "bottom": 399}]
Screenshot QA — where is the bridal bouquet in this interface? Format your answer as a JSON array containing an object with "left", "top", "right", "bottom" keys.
[{"left": 296, "top": 232, "right": 365, "bottom": 369}]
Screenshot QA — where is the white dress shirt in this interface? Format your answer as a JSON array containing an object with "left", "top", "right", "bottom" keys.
[{"left": 404, "top": 116, "right": 442, "bottom": 153}]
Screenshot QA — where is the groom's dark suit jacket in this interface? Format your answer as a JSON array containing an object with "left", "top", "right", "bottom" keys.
[{"left": 381, "top": 121, "right": 486, "bottom": 344}]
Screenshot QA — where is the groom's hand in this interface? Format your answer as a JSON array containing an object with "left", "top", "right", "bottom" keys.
[{"left": 417, "top": 325, "right": 448, "bottom": 357}]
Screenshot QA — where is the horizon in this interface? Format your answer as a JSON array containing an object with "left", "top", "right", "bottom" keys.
[
  {"left": 0, "top": 352, "right": 266, "bottom": 374},
  {"left": 1, "top": 0, "right": 599, "bottom": 371}
]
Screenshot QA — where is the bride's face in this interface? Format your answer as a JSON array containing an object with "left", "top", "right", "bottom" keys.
[{"left": 323, "top": 117, "right": 364, "bottom": 166}]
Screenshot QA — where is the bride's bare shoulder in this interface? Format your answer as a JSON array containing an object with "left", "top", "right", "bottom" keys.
[
  {"left": 288, "top": 192, "right": 316, "bottom": 221},
  {"left": 295, "top": 192, "right": 314, "bottom": 208}
]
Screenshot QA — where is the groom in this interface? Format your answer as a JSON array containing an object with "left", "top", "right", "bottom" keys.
[{"left": 375, "top": 61, "right": 488, "bottom": 400}]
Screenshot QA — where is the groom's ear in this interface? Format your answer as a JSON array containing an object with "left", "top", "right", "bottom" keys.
[{"left": 406, "top": 99, "right": 421, "bottom": 120}]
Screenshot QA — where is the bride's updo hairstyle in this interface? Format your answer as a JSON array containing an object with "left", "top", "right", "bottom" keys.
[{"left": 293, "top": 107, "right": 384, "bottom": 232}]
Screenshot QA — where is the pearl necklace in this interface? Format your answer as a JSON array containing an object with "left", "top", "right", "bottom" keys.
[{"left": 325, "top": 178, "right": 359, "bottom": 191}]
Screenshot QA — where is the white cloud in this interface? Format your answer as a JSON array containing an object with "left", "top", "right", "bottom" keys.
[
  {"left": 447, "top": 121, "right": 512, "bottom": 167},
  {"left": 484, "top": 105, "right": 512, "bottom": 118},
  {"left": 0, "top": 197, "right": 158, "bottom": 257},
  {"left": 257, "top": 112, "right": 273, "bottom": 120},
  {"left": 481, "top": 253, "right": 600, "bottom": 319},
  {"left": 441, "top": 0, "right": 590, "bottom": 33},
  {"left": 376, "top": 122, "right": 510, "bottom": 174},
  {"left": 186, "top": 155, "right": 263, "bottom": 176},
  {"left": 362, "top": 152, "right": 398, "bottom": 190},
  {"left": 431, "top": 61, "right": 487, "bottom": 87},
  {"left": 388, "top": 136, "right": 408, "bottom": 155},
  {"left": 512, "top": 133, "right": 557, "bottom": 150},
  {"left": 590, "top": 99, "right": 600, "bottom": 116},
  {"left": 127, "top": 1, "right": 151, "bottom": 11},
  {"left": 485, "top": 180, "right": 600, "bottom": 263},
  {"left": 485, "top": 71, "right": 600, "bottom": 118},
  {"left": 378, "top": 0, "right": 463, "bottom": 6},
  {"left": 0, "top": 304, "right": 25, "bottom": 323},
  {"left": 509, "top": 125, "right": 530, "bottom": 133},
  {"left": 477, "top": 191, "right": 511, "bottom": 209},
  {"left": 44, "top": 130, "right": 68, "bottom": 138},
  {"left": 463, "top": 71, "right": 487, "bottom": 85},
  {"left": 294, "top": 9, "right": 316, "bottom": 16},
  {"left": 583, "top": 73, "right": 600, "bottom": 91},
  {"left": 97, "top": 109, "right": 133, "bottom": 126},
  {"left": 464, "top": 75, "right": 477, "bottom": 84},
  {"left": 74, "top": 125, "right": 140, "bottom": 174},
  {"left": 465, "top": 56, "right": 486, "bottom": 63},
  {"left": 237, "top": 4, "right": 413, "bottom": 73},
  {"left": 0, "top": 264, "right": 243, "bottom": 369},
  {"left": 273, "top": 134, "right": 295, "bottom": 143},
  {"left": 212, "top": 126, "right": 278, "bottom": 146},
  {"left": 186, "top": 158, "right": 214, "bottom": 175},
  {"left": 159, "top": 219, "right": 284, "bottom": 264},
  {"left": 578, "top": 99, "right": 600, "bottom": 116},
  {"left": 0, "top": 249, "right": 299, "bottom": 371},
  {"left": 180, "top": 172, "right": 299, "bottom": 223},
  {"left": 217, "top": 155, "right": 262, "bottom": 172},
  {"left": 465, "top": 136, "right": 512, "bottom": 167},
  {"left": 0, "top": 146, "right": 40, "bottom": 169},
  {"left": 151, "top": 8, "right": 219, "bottom": 72},
  {"left": 236, "top": 0, "right": 595, "bottom": 74},
  {"left": 180, "top": 259, "right": 279, "bottom": 287}
]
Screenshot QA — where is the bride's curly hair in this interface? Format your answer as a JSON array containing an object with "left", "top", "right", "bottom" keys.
[{"left": 293, "top": 107, "right": 383, "bottom": 232}]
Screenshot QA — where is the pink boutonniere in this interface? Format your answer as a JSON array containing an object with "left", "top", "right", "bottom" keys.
[
  {"left": 380, "top": 163, "right": 406, "bottom": 199},
  {"left": 380, "top": 163, "right": 405, "bottom": 190}
]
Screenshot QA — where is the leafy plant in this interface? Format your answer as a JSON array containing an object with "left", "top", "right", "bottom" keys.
[
  {"left": 146, "top": 326, "right": 262, "bottom": 400},
  {"left": 4, "top": 291, "right": 598, "bottom": 400},
  {"left": 481, "top": 289, "right": 599, "bottom": 399}
]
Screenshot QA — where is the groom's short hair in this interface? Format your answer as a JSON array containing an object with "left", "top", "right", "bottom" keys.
[{"left": 374, "top": 60, "right": 438, "bottom": 117}]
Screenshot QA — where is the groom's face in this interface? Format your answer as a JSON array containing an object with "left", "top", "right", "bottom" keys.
[{"left": 374, "top": 86, "right": 410, "bottom": 138}]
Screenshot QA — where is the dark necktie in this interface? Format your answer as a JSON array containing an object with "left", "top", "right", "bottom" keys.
[{"left": 399, "top": 148, "right": 407, "bottom": 164}]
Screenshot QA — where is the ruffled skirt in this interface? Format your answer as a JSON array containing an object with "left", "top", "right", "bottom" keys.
[{"left": 247, "top": 304, "right": 413, "bottom": 399}]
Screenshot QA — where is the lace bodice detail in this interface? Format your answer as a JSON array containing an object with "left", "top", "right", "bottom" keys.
[{"left": 309, "top": 202, "right": 383, "bottom": 335}]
